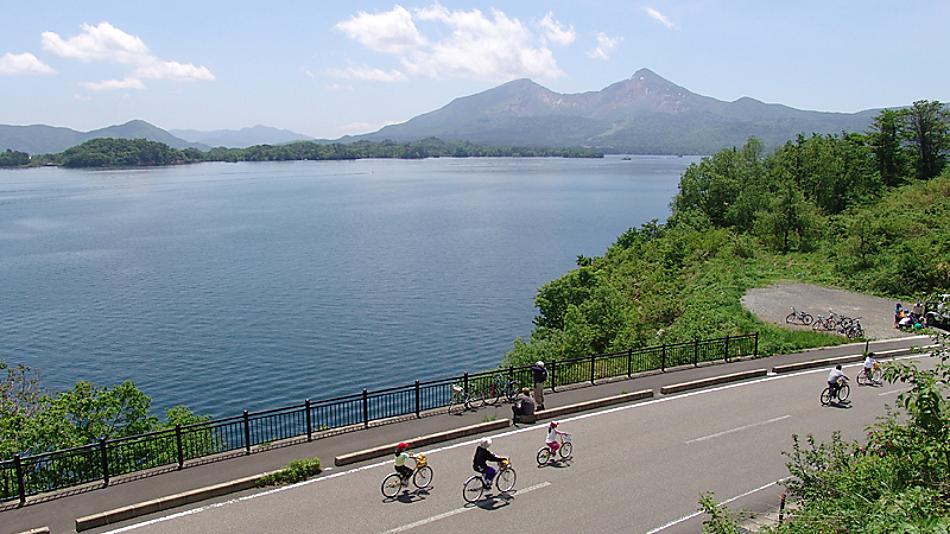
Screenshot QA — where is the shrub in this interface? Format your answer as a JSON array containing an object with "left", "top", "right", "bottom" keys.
[{"left": 257, "top": 457, "right": 322, "bottom": 487}]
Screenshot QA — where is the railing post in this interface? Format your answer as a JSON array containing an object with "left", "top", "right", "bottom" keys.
[
  {"left": 589, "top": 353, "right": 595, "bottom": 385},
  {"left": 305, "top": 399, "right": 313, "bottom": 442},
  {"left": 626, "top": 349, "right": 633, "bottom": 377},
  {"left": 175, "top": 424, "right": 184, "bottom": 469},
  {"left": 414, "top": 380, "right": 421, "bottom": 418},
  {"left": 243, "top": 410, "right": 251, "bottom": 455},
  {"left": 100, "top": 437, "right": 110, "bottom": 486},
  {"left": 724, "top": 335, "right": 731, "bottom": 362},
  {"left": 661, "top": 343, "right": 667, "bottom": 371},
  {"left": 14, "top": 454, "right": 25, "bottom": 506},
  {"left": 463, "top": 372, "right": 469, "bottom": 394},
  {"left": 693, "top": 339, "right": 700, "bottom": 367},
  {"left": 550, "top": 360, "right": 557, "bottom": 392},
  {"left": 754, "top": 332, "right": 759, "bottom": 358},
  {"left": 362, "top": 389, "right": 369, "bottom": 429}
]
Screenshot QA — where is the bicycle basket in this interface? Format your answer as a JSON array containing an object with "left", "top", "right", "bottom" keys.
[{"left": 415, "top": 454, "right": 427, "bottom": 467}]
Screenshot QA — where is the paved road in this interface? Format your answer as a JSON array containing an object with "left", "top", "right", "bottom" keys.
[{"left": 94, "top": 356, "right": 927, "bottom": 534}]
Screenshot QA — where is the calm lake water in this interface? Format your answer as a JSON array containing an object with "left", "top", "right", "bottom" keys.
[{"left": 0, "top": 156, "right": 697, "bottom": 418}]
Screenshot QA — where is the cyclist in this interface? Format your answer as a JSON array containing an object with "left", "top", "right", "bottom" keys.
[
  {"left": 545, "top": 421, "right": 569, "bottom": 455},
  {"left": 827, "top": 364, "right": 849, "bottom": 401},
  {"left": 393, "top": 442, "right": 416, "bottom": 483},
  {"left": 863, "top": 352, "right": 877, "bottom": 381},
  {"left": 472, "top": 437, "right": 505, "bottom": 488}
]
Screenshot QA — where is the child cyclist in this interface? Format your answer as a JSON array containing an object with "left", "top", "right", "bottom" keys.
[
  {"left": 863, "top": 352, "right": 877, "bottom": 381},
  {"left": 545, "top": 421, "right": 570, "bottom": 455},
  {"left": 393, "top": 442, "right": 416, "bottom": 483}
]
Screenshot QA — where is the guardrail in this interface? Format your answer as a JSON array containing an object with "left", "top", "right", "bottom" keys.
[{"left": 0, "top": 332, "right": 757, "bottom": 504}]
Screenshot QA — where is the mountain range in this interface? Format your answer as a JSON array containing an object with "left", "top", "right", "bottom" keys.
[
  {"left": 3, "top": 69, "right": 890, "bottom": 155},
  {"left": 170, "top": 126, "right": 314, "bottom": 148},
  {"left": 349, "top": 68, "right": 881, "bottom": 153}
]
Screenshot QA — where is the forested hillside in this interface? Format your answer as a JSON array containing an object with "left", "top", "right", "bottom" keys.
[{"left": 505, "top": 100, "right": 950, "bottom": 365}]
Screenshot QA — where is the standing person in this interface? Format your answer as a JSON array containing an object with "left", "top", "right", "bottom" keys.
[
  {"left": 531, "top": 361, "right": 548, "bottom": 410},
  {"left": 894, "top": 303, "right": 902, "bottom": 327}
]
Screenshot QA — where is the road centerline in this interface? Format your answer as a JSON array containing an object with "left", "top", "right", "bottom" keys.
[
  {"left": 685, "top": 415, "right": 792, "bottom": 444},
  {"left": 379, "top": 481, "right": 551, "bottom": 534}
]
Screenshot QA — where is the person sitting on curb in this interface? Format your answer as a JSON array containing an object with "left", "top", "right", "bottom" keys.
[{"left": 512, "top": 387, "right": 536, "bottom": 423}]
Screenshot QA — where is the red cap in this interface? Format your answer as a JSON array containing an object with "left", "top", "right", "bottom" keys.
[{"left": 396, "top": 442, "right": 410, "bottom": 451}]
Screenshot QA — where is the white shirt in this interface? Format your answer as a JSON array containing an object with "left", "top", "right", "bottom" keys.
[
  {"left": 828, "top": 368, "right": 846, "bottom": 383},
  {"left": 864, "top": 356, "right": 875, "bottom": 369},
  {"left": 546, "top": 428, "right": 562, "bottom": 443}
]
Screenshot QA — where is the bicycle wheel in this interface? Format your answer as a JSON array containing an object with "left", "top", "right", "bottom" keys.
[
  {"left": 536, "top": 447, "right": 552, "bottom": 466},
  {"left": 381, "top": 474, "right": 403, "bottom": 498},
  {"left": 871, "top": 368, "right": 883, "bottom": 383},
  {"left": 495, "top": 467, "right": 517, "bottom": 493},
  {"left": 413, "top": 466, "right": 433, "bottom": 489},
  {"left": 837, "top": 384, "right": 851, "bottom": 402},
  {"left": 785, "top": 312, "right": 797, "bottom": 324},
  {"left": 856, "top": 371, "right": 868, "bottom": 386},
  {"left": 448, "top": 395, "right": 465, "bottom": 415},
  {"left": 559, "top": 441, "right": 573, "bottom": 459},
  {"left": 812, "top": 319, "right": 825, "bottom": 331},
  {"left": 820, "top": 387, "right": 832, "bottom": 406},
  {"left": 467, "top": 389, "right": 484, "bottom": 409},
  {"left": 801, "top": 313, "right": 813, "bottom": 326},
  {"left": 504, "top": 384, "right": 519, "bottom": 403},
  {"left": 483, "top": 385, "right": 499, "bottom": 407},
  {"left": 463, "top": 476, "right": 485, "bottom": 503}
]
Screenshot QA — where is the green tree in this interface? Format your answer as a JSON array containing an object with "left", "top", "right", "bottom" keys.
[
  {"left": 904, "top": 100, "right": 950, "bottom": 180},
  {"left": 868, "top": 108, "right": 908, "bottom": 187},
  {"left": 753, "top": 177, "right": 818, "bottom": 253}
]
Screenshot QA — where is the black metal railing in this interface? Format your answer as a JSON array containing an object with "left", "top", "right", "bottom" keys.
[{"left": 0, "top": 333, "right": 757, "bottom": 504}]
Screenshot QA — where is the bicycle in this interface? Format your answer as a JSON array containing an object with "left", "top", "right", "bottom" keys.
[
  {"left": 785, "top": 307, "right": 813, "bottom": 326},
  {"left": 811, "top": 310, "right": 837, "bottom": 331},
  {"left": 536, "top": 433, "right": 573, "bottom": 465},
  {"left": 448, "top": 384, "right": 484, "bottom": 415},
  {"left": 838, "top": 318, "right": 864, "bottom": 339},
  {"left": 856, "top": 362, "right": 883, "bottom": 386},
  {"left": 462, "top": 458, "right": 516, "bottom": 503},
  {"left": 820, "top": 380, "right": 851, "bottom": 405},
  {"left": 381, "top": 454, "right": 434, "bottom": 498},
  {"left": 482, "top": 374, "right": 519, "bottom": 406}
]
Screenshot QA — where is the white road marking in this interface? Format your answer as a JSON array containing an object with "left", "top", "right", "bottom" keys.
[
  {"left": 643, "top": 478, "right": 788, "bottom": 534},
  {"left": 877, "top": 388, "right": 906, "bottom": 397},
  {"left": 104, "top": 353, "right": 929, "bottom": 533},
  {"left": 685, "top": 415, "right": 791, "bottom": 444},
  {"left": 379, "top": 482, "right": 551, "bottom": 534}
]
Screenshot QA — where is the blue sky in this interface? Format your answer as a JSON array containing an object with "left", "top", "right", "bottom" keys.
[{"left": 2, "top": 1, "right": 948, "bottom": 138}]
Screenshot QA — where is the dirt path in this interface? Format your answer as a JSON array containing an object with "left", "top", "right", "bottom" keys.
[{"left": 741, "top": 282, "right": 912, "bottom": 340}]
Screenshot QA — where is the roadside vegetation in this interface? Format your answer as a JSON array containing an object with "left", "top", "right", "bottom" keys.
[
  {"left": 701, "top": 333, "right": 950, "bottom": 532},
  {"left": 257, "top": 457, "right": 322, "bottom": 487},
  {"left": 504, "top": 100, "right": 949, "bottom": 367},
  {"left": 0, "top": 136, "right": 602, "bottom": 169}
]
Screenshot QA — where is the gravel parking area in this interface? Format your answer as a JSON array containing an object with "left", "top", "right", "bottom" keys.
[{"left": 741, "top": 282, "right": 912, "bottom": 340}]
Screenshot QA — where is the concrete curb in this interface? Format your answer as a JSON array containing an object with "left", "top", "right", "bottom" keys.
[
  {"left": 535, "top": 390, "right": 653, "bottom": 421},
  {"left": 74, "top": 470, "right": 278, "bottom": 532},
  {"left": 15, "top": 528, "right": 50, "bottom": 534},
  {"left": 770, "top": 346, "right": 928, "bottom": 374},
  {"left": 334, "top": 419, "right": 512, "bottom": 467},
  {"left": 660, "top": 369, "right": 768, "bottom": 395}
]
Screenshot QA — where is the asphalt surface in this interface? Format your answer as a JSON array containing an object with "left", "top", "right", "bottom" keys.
[
  {"left": 89, "top": 354, "right": 931, "bottom": 534},
  {"left": 2, "top": 335, "right": 931, "bottom": 534}
]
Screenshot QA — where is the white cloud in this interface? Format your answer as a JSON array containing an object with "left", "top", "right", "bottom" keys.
[
  {"left": 79, "top": 77, "right": 145, "bottom": 91},
  {"left": 325, "top": 65, "right": 406, "bottom": 82},
  {"left": 588, "top": 32, "right": 622, "bottom": 60},
  {"left": 333, "top": 4, "right": 563, "bottom": 82},
  {"left": 538, "top": 12, "right": 575, "bottom": 46},
  {"left": 335, "top": 5, "right": 425, "bottom": 54},
  {"left": 644, "top": 7, "right": 675, "bottom": 29},
  {"left": 41, "top": 21, "right": 214, "bottom": 89},
  {"left": 0, "top": 52, "right": 55, "bottom": 75}
]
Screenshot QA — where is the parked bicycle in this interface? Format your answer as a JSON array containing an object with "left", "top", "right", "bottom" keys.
[
  {"left": 462, "top": 458, "right": 516, "bottom": 503},
  {"left": 785, "top": 307, "right": 813, "bottom": 326},
  {"left": 381, "top": 454, "right": 433, "bottom": 498},
  {"left": 820, "top": 380, "right": 851, "bottom": 405},
  {"left": 811, "top": 312, "right": 836, "bottom": 331},
  {"left": 482, "top": 374, "right": 519, "bottom": 406},
  {"left": 448, "top": 384, "right": 483, "bottom": 414},
  {"left": 856, "top": 362, "right": 883, "bottom": 386},
  {"left": 838, "top": 318, "right": 864, "bottom": 339},
  {"left": 536, "top": 433, "right": 573, "bottom": 465}
]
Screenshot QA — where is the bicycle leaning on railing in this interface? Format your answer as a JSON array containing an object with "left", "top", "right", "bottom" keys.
[
  {"left": 448, "top": 384, "right": 483, "bottom": 414},
  {"left": 482, "top": 374, "right": 519, "bottom": 406}
]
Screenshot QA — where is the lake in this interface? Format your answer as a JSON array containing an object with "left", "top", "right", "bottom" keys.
[{"left": 0, "top": 156, "right": 698, "bottom": 418}]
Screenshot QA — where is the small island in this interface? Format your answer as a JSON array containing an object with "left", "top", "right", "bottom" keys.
[{"left": 0, "top": 137, "right": 604, "bottom": 169}]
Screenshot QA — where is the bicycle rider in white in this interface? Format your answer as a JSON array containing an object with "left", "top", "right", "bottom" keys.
[
  {"left": 863, "top": 352, "right": 877, "bottom": 381},
  {"left": 545, "top": 421, "right": 568, "bottom": 455},
  {"left": 827, "top": 364, "right": 848, "bottom": 400}
]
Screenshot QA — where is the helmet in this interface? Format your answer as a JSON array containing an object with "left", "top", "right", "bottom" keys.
[
  {"left": 536, "top": 361, "right": 545, "bottom": 368},
  {"left": 480, "top": 437, "right": 492, "bottom": 448},
  {"left": 396, "top": 442, "right": 410, "bottom": 451},
  {"left": 549, "top": 421, "right": 559, "bottom": 428}
]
